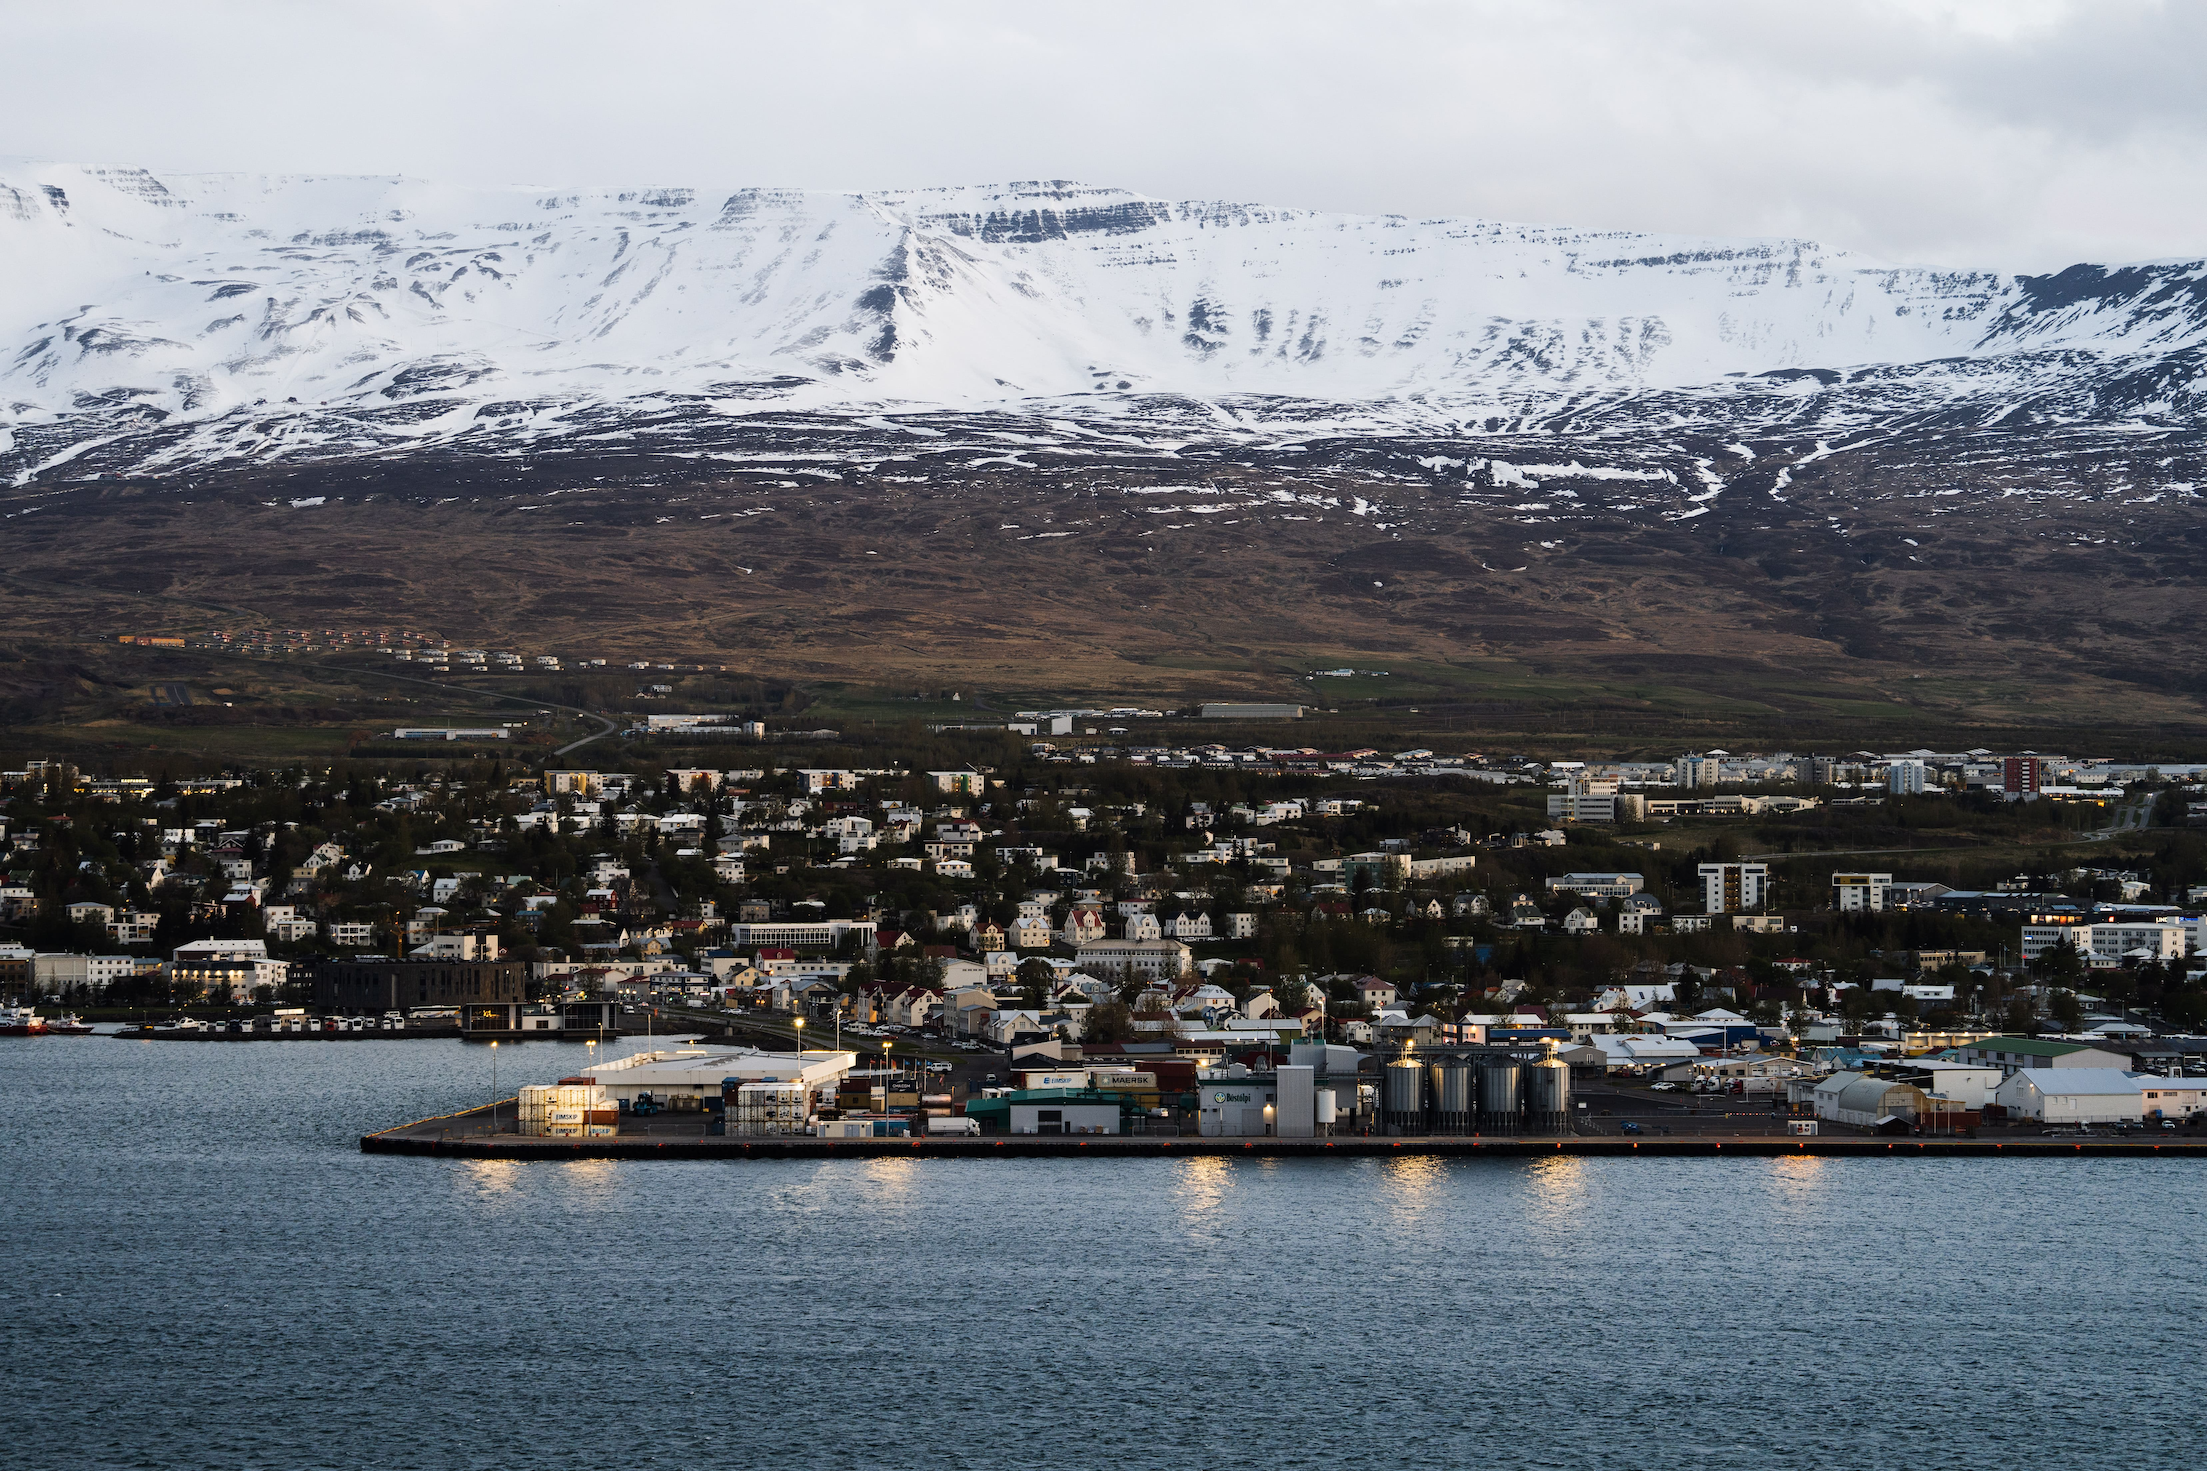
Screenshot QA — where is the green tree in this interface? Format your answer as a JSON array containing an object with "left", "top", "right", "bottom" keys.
[
  {"left": 2048, "top": 988, "right": 2085, "bottom": 1032},
  {"left": 1015, "top": 956, "right": 1055, "bottom": 1010},
  {"left": 1082, "top": 996, "right": 1136, "bottom": 1044}
]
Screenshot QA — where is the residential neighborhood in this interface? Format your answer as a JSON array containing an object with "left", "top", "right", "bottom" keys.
[{"left": 4, "top": 732, "right": 2206, "bottom": 1137}]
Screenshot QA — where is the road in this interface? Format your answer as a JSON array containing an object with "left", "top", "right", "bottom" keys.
[
  {"left": 315, "top": 657, "right": 618, "bottom": 755},
  {"left": 553, "top": 712, "right": 618, "bottom": 756}
]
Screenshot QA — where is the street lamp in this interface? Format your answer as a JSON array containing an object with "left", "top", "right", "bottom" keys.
[
  {"left": 793, "top": 1016, "right": 805, "bottom": 1053},
  {"left": 490, "top": 1039, "right": 500, "bottom": 1132}
]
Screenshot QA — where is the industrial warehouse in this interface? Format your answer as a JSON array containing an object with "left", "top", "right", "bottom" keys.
[{"left": 364, "top": 1019, "right": 2207, "bottom": 1159}]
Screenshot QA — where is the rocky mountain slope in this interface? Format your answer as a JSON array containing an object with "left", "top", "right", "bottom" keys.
[{"left": 3, "top": 162, "right": 2204, "bottom": 729}]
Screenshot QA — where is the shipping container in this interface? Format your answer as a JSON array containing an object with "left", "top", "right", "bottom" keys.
[{"left": 733, "top": 1081, "right": 811, "bottom": 1136}]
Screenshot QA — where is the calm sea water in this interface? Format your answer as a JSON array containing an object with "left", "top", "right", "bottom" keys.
[{"left": 5, "top": 1035, "right": 2203, "bottom": 1470}]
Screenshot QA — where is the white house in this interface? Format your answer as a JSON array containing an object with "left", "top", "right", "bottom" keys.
[
  {"left": 409, "top": 933, "right": 500, "bottom": 961},
  {"left": 1060, "top": 908, "right": 1107, "bottom": 947},
  {"left": 887, "top": 988, "right": 941, "bottom": 1028},
  {"left": 1595, "top": 983, "right": 1676, "bottom": 1010}
]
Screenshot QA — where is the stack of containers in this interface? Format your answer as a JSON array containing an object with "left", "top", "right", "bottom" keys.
[
  {"left": 517, "top": 1084, "right": 554, "bottom": 1134},
  {"left": 733, "top": 1081, "right": 809, "bottom": 1136},
  {"left": 519, "top": 1082, "right": 610, "bottom": 1137}
]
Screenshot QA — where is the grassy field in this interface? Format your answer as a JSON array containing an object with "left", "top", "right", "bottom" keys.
[{"left": 10, "top": 634, "right": 2207, "bottom": 773}]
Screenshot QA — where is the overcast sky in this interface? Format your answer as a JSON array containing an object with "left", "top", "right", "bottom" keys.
[{"left": 6, "top": 0, "right": 2202, "bottom": 271}]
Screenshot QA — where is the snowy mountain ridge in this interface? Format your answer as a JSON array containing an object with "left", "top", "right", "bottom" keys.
[{"left": 3, "top": 160, "right": 2206, "bottom": 482}]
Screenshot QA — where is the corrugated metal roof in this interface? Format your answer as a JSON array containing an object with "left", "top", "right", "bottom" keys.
[
  {"left": 2007, "top": 1068, "right": 2142, "bottom": 1096},
  {"left": 1966, "top": 1035, "right": 2097, "bottom": 1057}
]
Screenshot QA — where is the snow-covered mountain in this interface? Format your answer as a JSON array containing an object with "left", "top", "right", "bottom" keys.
[{"left": 3, "top": 160, "right": 2205, "bottom": 482}]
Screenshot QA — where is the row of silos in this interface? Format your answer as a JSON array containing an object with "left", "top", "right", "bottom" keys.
[{"left": 1382, "top": 1048, "right": 1573, "bottom": 1135}]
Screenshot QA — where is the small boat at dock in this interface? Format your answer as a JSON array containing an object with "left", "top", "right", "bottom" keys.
[{"left": 0, "top": 1003, "right": 51, "bottom": 1036}]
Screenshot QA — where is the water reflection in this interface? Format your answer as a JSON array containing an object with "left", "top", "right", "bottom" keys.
[
  {"left": 1378, "top": 1154, "right": 1445, "bottom": 1225},
  {"left": 1525, "top": 1155, "right": 1590, "bottom": 1220},
  {"left": 555, "top": 1157, "right": 622, "bottom": 1202},
  {"left": 460, "top": 1158, "right": 523, "bottom": 1202},
  {"left": 861, "top": 1156, "right": 920, "bottom": 1210},
  {"left": 1172, "top": 1156, "right": 1231, "bottom": 1226}
]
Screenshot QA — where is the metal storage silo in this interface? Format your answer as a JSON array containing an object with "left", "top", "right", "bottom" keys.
[
  {"left": 1526, "top": 1042, "right": 1573, "bottom": 1134},
  {"left": 1384, "top": 1057, "right": 1425, "bottom": 1134},
  {"left": 1477, "top": 1057, "right": 1522, "bottom": 1134},
  {"left": 1429, "top": 1057, "right": 1477, "bottom": 1135}
]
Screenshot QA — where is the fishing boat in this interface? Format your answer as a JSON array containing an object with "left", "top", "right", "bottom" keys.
[
  {"left": 0, "top": 1003, "right": 50, "bottom": 1036},
  {"left": 44, "top": 1012, "right": 96, "bottom": 1035}
]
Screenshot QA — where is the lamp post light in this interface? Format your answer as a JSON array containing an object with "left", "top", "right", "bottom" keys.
[
  {"left": 490, "top": 1039, "right": 500, "bottom": 1133},
  {"left": 793, "top": 1016, "right": 805, "bottom": 1054}
]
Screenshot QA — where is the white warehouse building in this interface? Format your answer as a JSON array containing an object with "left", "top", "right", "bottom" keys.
[
  {"left": 1992, "top": 1069, "right": 2145, "bottom": 1126},
  {"left": 583, "top": 1047, "right": 855, "bottom": 1106}
]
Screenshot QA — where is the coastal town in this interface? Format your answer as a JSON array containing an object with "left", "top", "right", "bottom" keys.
[{"left": 7, "top": 728, "right": 2207, "bottom": 1142}]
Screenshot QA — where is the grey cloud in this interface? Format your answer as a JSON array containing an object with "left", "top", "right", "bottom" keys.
[{"left": 0, "top": 0, "right": 2201, "bottom": 273}]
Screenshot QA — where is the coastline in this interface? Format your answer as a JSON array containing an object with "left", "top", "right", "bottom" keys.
[{"left": 362, "top": 1112, "right": 2207, "bottom": 1162}]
